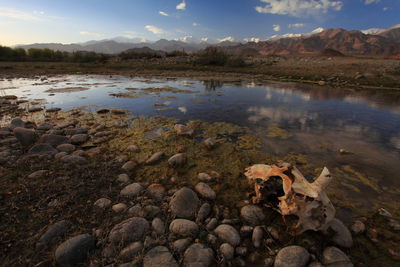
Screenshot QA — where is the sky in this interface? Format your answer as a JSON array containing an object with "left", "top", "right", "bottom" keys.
[{"left": 0, "top": 0, "right": 399, "bottom": 46}]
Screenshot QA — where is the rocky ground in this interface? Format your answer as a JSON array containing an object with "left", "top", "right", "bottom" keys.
[{"left": 1, "top": 93, "right": 400, "bottom": 266}]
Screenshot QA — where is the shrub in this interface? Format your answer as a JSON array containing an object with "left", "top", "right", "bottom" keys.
[{"left": 195, "top": 47, "right": 229, "bottom": 66}]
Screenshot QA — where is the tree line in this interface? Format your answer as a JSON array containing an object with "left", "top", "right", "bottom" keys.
[{"left": 0, "top": 46, "right": 109, "bottom": 62}]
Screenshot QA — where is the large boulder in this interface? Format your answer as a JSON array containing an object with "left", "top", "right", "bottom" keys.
[
  {"left": 169, "top": 187, "right": 199, "bottom": 219},
  {"left": 108, "top": 217, "right": 149, "bottom": 245},
  {"left": 274, "top": 246, "right": 310, "bottom": 267},
  {"left": 54, "top": 234, "right": 95, "bottom": 266}
]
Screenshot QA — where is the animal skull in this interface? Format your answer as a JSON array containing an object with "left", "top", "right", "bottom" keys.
[{"left": 244, "top": 163, "right": 335, "bottom": 234}]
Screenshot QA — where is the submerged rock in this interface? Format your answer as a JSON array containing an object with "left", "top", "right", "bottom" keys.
[{"left": 54, "top": 234, "right": 95, "bottom": 266}]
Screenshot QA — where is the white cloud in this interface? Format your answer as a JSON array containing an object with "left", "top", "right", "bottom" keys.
[
  {"left": 0, "top": 7, "right": 42, "bottom": 21},
  {"left": 383, "top": 7, "right": 389, "bottom": 11},
  {"left": 364, "top": 0, "right": 380, "bottom": 4},
  {"left": 288, "top": 23, "right": 305, "bottom": 28},
  {"left": 310, "top": 27, "right": 324, "bottom": 34},
  {"left": 192, "top": 22, "right": 199, "bottom": 26},
  {"left": 145, "top": 25, "right": 166, "bottom": 35},
  {"left": 159, "top": 11, "right": 169, "bottom": 16},
  {"left": 273, "top": 24, "right": 281, "bottom": 31},
  {"left": 176, "top": 1, "right": 186, "bottom": 10},
  {"left": 218, "top": 36, "right": 235, "bottom": 42},
  {"left": 255, "top": 0, "right": 343, "bottom": 17},
  {"left": 244, "top": 37, "right": 262, "bottom": 43},
  {"left": 79, "top": 31, "right": 104, "bottom": 38}
]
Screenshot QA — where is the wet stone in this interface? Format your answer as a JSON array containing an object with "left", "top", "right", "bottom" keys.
[
  {"left": 328, "top": 218, "right": 353, "bottom": 248},
  {"left": 55, "top": 234, "right": 95, "bottom": 266},
  {"left": 120, "top": 183, "right": 144, "bottom": 197}
]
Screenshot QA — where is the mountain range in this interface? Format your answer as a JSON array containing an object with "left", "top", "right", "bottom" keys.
[{"left": 16, "top": 25, "right": 400, "bottom": 57}]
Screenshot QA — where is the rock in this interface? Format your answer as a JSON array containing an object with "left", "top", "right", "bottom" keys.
[
  {"left": 267, "top": 226, "right": 279, "bottom": 240},
  {"left": 38, "top": 134, "right": 69, "bottom": 147},
  {"left": 240, "top": 225, "right": 254, "bottom": 237},
  {"left": 13, "top": 127, "right": 37, "bottom": 146},
  {"left": 46, "top": 107, "right": 61, "bottom": 113},
  {"left": 112, "top": 203, "right": 127, "bottom": 213},
  {"left": 56, "top": 143, "right": 76, "bottom": 153},
  {"left": 122, "top": 160, "right": 138, "bottom": 171},
  {"left": 198, "top": 172, "right": 213, "bottom": 182},
  {"left": 55, "top": 152, "right": 68, "bottom": 160},
  {"left": 169, "top": 219, "right": 199, "bottom": 237},
  {"left": 94, "top": 198, "right": 112, "bottom": 209},
  {"left": 126, "top": 144, "right": 140, "bottom": 152},
  {"left": 56, "top": 120, "right": 78, "bottom": 130},
  {"left": 143, "top": 246, "right": 178, "bottom": 267},
  {"left": 308, "top": 262, "right": 324, "bottom": 267},
  {"left": 206, "top": 218, "right": 218, "bottom": 231},
  {"left": 252, "top": 226, "right": 263, "bottom": 248},
  {"left": 144, "top": 236, "right": 157, "bottom": 249},
  {"left": 152, "top": 218, "right": 165, "bottom": 235},
  {"left": 264, "top": 258, "right": 274, "bottom": 267},
  {"left": 203, "top": 138, "right": 216, "bottom": 150},
  {"left": 120, "top": 183, "right": 144, "bottom": 198},
  {"left": 36, "top": 220, "right": 71, "bottom": 249},
  {"left": 28, "top": 107, "right": 43, "bottom": 112},
  {"left": 168, "top": 153, "right": 187, "bottom": 167},
  {"left": 108, "top": 217, "right": 149, "bottom": 245},
  {"left": 328, "top": 218, "right": 353, "bottom": 248},
  {"left": 28, "top": 143, "right": 58, "bottom": 155},
  {"left": 96, "top": 108, "right": 110, "bottom": 114},
  {"left": 351, "top": 220, "right": 365, "bottom": 234},
  {"left": 94, "top": 131, "right": 113, "bottom": 137},
  {"left": 119, "top": 241, "right": 143, "bottom": 262},
  {"left": 206, "top": 234, "right": 218, "bottom": 245},
  {"left": 196, "top": 203, "right": 211, "bottom": 223},
  {"left": 10, "top": 118, "right": 25, "bottom": 128},
  {"left": 322, "top": 247, "right": 353, "bottom": 267},
  {"left": 194, "top": 183, "right": 216, "bottom": 200},
  {"left": 64, "top": 128, "right": 88, "bottom": 136},
  {"left": 54, "top": 234, "right": 95, "bottom": 266},
  {"left": 145, "top": 152, "right": 164, "bottom": 164},
  {"left": 214, "top": 224, "right": 240, "bottom": 247},
  {"left": 62, "top": 155, "right": 87, "bottom": 165},
  {"left": 235, "top": 247, "right": 248, "bottom": 257},
  {"left": 174, "top": 124, "right": 194, "bottom": 136},
  {"left": 37, "top": 122, "right": 53, "bottom": 131},
  {"left": 117, "top": 173, "right": 130, "bottom": 183},
  {"left": 233, "top": 257, "right": 246, "bottom": 267},
  {"left": 220, "top": 243, "right": 234, "bottom": 260},
  {"left": 28, "top": 170, "right": 48, "bottom": 179},
  {"left": 172, "top": 238, "right": 192, "bottom": 253},
  {"left": 169, "top": 187, "right": 199, "bottom": 219},
  {"left": 240, "top": 205, "right": 265, "bottom": 226},
  {"left": 147, "top": 184, "right": 166, "bottom": 200},
  {"left": 128, "top": 204, "right": 143, "bottom": 217},
  {"left": 274, "top": 246, "right": 310, "bottom": 267},
  {"left": 143, "top": 205, "right": 161, "bottom": 219},
  {"left": 184, "top": 243, "right": 214, "bottom": 267},
  {"left": 70, "top": 134, "right": 89, "bottom": 145}
]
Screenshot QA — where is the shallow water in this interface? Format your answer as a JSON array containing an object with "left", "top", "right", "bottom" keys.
[{"left": 1, "top": 75, "right": 400, "bottom": 214}]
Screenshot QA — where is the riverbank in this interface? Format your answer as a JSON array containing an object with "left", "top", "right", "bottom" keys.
[
  {"left": 1, "top": 56, "right": 400, "bottom": 91},
  {"left": 1, "top": 93, "right": 400, "bottom": 266}
]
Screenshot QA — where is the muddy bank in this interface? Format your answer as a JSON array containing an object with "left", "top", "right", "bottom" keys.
[{"left": 1, "top": 94, "right": 399, "bottom": 266}]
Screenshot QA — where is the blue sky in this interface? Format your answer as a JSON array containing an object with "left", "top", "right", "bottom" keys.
[{"left": 0, "top": 0, "right": 399, "bottom": 46}]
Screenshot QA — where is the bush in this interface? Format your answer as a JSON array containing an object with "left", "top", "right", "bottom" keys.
[
  {"left": 166, "top": 50, "right": 188, "bottom": 57},
  {"left": 195, "top": 46, "right": 246, "bottom": 67}
]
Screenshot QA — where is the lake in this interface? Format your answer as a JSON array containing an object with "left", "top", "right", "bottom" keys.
[{"left": 1, "top": 75, "right": 399, "bottom": 215}]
